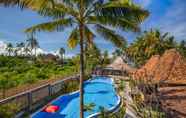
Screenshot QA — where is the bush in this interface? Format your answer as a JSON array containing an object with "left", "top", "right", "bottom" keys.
[
  {"left": 0, "top": 103, "right": 20, "bottom": 118},
  {"left": 0, "top": 56, "right": 78, "bottom": 91}
]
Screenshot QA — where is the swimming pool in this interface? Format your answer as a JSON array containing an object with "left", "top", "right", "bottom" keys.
[{"left": 32, "top": 76, "right": 120, "bottom": 118}]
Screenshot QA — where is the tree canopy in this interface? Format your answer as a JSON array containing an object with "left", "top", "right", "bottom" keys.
[{"left": 126, "top": 29, "right": 186, "bottom": 67}]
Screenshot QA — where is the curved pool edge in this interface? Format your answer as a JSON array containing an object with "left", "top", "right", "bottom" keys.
[
  {"left": 87, "top": 94, "right": 121, "bottom": 118},
  {"left": 31, "top": 76, "right": 121, "bottom": 118},
  {"left": 87, "top": 76, "right": 122, "bottom": 118}
]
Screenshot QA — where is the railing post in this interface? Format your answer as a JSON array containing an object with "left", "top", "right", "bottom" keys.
[
  {"left": 60, "top": 81, "right": 64, "bottom": 91},
  {"left": 48, "top": 84, "right": 52, "bottom": 96},
  {"left": 27, "top": 92, "right": 32, "bottom": 112}
]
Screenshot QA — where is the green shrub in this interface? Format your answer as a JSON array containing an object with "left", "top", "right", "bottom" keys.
[
  {"left": 0, "top": 103, "right": 20, "bottom": 118},
  {"left": 0, "top": 56, "right": 78, "bottom": 91}
]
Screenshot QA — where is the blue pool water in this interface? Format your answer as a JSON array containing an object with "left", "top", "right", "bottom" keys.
[{"left": 32, "top": 76, "right": 120, "bottom": 118}]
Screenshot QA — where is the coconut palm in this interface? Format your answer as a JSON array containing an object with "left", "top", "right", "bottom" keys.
[
  {"left": 13, "top": 48, "right": 19, "bottom": 56},
  {"left": 0, "top": 0, "right": 149, "bottom": 117},
  {"left": 6, "top": 43, "right": 13, "bottom": 56},
  {"left": 126, "top": 29, "right": 177, "bottom": 66},
  {"left": 16, "top": 42, "right": 25, "bottom": 56},
  {"left": 59, "top": 47, "right": 65, "bottom": 60},
  {"left": 59, "top": 48, "right": 65, "bottom": 65},
  {"left": 26, "top": 35, "right": 39, "bottom": 57},
  {"left": 85, "top": 44, "right": 101, "bottom": 71},
  {"left": 24, "top": 46, "right": 31, "bottom": 57}
]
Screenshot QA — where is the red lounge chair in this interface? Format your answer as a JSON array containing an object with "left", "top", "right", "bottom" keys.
[{"left": 43, "top": 105, "right": 59, "bottom": 113}]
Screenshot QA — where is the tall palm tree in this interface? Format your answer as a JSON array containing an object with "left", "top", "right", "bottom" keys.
[
  {"left": 16, "top": 42, "right": 25, "bottom": 56},
  {"left": 0, "top": 0, "right": 149, "bottom": 117},
  {"left": 59, "top": 48, "right": 65, "bottom": 65},
  {"left": 24, "top": 46, "right": 31, "bottom": 57},
  {"left": 13, "top": 48, "right": 19, "bottom": 56},
  {"left": 26, "top": 35, "right": 39, "bottom": 57},
  {"left": 6, "top": 43, "right": 13, "bottom": 56},
  {"left": 59, "top": 47, "right": 65, "bottom": 64}
]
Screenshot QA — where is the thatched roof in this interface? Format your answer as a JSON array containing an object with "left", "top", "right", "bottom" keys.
[
  {"left": 134, "top": 49, "right": 186, "bottom": 84},
  {"left": 108, "top": 57, "right": 135, "bottom": 73}
]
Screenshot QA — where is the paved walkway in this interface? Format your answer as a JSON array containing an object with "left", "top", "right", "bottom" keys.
[
  {"left": 124, "top": 82, "right": 138, "bottom": 118},
  {"left": 111, "top": 76, "right": 138, "bottom": 118}
]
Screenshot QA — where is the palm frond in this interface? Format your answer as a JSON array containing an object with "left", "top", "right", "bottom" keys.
[
  {"left": 0, "top": 0, "right": 19, "bottom": 6},
  {"left": 83, "top": 0, "right": 98, "bottom": 9},
  {"left": 84, "top": 26, "right": 95, "bottom": 46},
  {"left": 0, "top": 0, "right": 78, "bottom": 19},
  {"left": 67, "top": 28, "right": 79, "bottom": 49},
  {"left": 25, "top": 0, "right": 78, "bottom": 19},
  {"left": 95, "top": 24, "right": 126, "bottom": 48},
  {"left": 25, "top": 18, "right": 73, "bottom": 33},
  {"left": 0, "top": 0, "right": 53, "bottom": 8},
  {"left": 67, "top": 26, "right": 95, "bottom": 49},
  {"left": 95, "top": 1, "right": 149, "bottom": 23},
  {"left": 37, "top": 3, "right": 78, "bottom": 19},
  {"left": 88, "top": 16, "right": 140, "bottom": 32}
]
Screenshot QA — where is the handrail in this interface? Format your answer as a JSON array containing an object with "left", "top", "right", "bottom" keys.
[{"left": 0, "top": 75, "right": 79, "bottom": 105}]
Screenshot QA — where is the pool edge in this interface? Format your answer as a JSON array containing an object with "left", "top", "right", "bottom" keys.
[{"left": 87, "top": 76, "right": 122, "bottom": 118}]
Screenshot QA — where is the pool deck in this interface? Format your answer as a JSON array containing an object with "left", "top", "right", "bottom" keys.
[{"left": 110, "top": 76, "right": 138, "bottom": 118}]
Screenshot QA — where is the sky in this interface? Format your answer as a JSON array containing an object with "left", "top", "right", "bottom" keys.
[{"left": 0, "top": 0, "right": 186, "bottom": 57}]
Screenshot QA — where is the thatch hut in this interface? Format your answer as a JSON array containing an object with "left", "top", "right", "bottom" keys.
[{"left": 108, "top": 57, "right": 135, "bottom": 73}]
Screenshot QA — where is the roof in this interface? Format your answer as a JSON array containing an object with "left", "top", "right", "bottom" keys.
[{"left": 108, "top": 57, "right": 135, "bottom": 73}]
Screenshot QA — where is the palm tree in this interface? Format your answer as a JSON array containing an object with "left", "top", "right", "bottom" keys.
[
  {"left": 24, "top": 46, "right": 31, "bottom": 57},
  {"left": 112, "top": 48, "right": 123, "bottom": 60},
  {"left": 16, "top": 42, "right": 25, "bottom": 56},
  {"left": 6, "top": 43, "right": 13, "bottom": 56},
  {"left": 26, "top": 35, "right": 39, "bottom": 57},
  {"left": 126, "top": 29, "right": 177, "bottom": 66},
  {"left": 102, "top": 50, "right": 110, "bottom": 66},
  {"left": 13, "top": 48, "right": 19, "bottom": 56},
  {"left": 85, "top": 44, "right": 101, "bottom": 71},
  {"left": 0, "top": 0, "right": 149, "bottom": 117},
  {"left": 59, "top": 47, "right": 65, "bottom": 64}
]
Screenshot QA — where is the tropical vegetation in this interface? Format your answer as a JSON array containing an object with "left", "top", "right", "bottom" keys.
[
  {"left": 0, "top": 0, "right": 149, "bottom": 117},
  {"left": 125, "top": 29, "right": 186, "bottom": 66},
  {"left": 0, "top": 39, "right": 114, "bottom": 99},
  {"left": 0, "top": 55, "right": 77, "bottom": 98}
]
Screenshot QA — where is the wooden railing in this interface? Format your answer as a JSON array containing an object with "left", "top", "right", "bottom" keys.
[
  {"left": 0, "top": 75, "right": 79, "bottom": 117},
  {"left": 92, "top": 68, "right": 128, "bottom": 76}
]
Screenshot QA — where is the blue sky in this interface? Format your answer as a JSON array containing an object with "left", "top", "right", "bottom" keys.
[{"left": 0, "top": 0, "right": 186, "bottom": 57}]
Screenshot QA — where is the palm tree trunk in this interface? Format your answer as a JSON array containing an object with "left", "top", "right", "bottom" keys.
[
  {"left": 62, "top": 54, "right": 64, "bottom": 65},
  {"left": 79, "top": 23, "right": 84, "bottom": 118},
  {"left": 35, "top": 48, "right": 36, "bottom": 57},
  {"left": 79, "top": 0, "right": 85, "bottom": 117},
  {"left": 8, "top": 50, "right": 10, "bottom": 56}
]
